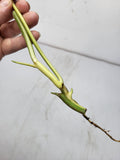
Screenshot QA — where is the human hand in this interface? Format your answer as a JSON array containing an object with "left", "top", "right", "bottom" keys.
[{"left": 0, "top": 0, "right": 40, "bottom": 60}]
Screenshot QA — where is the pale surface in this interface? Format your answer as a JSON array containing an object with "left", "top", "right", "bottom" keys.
[
  {"left": 30, "top": 0, "right": 120, "bottom": 65},
  {"left": 0, "top": 0, "right": 120, "bottom": 160}
]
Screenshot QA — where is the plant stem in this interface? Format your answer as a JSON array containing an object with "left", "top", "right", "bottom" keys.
[
  {"left": 12, "top": 10, "right": 63, "bottom": 89},
  {"left": 12, "top": 2, "right": 63, "bottom": 85}
]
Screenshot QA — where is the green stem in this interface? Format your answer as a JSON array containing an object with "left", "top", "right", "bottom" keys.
[
  {"left": 12, "top": 2, "right": 63, "bottom": 84},
  {"left": 51, "top": 91, "right": 87, "bottom": 114},
  {"left": 12, "top": 6, "right": 87, "bottom": 115},
  {"left": 13, "top": 11, "right": 62, "bottom": 89}
]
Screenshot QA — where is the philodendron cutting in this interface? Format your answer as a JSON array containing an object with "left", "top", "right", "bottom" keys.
[{"left": 12, "top": 1, "right": 120, "bottom": 142}]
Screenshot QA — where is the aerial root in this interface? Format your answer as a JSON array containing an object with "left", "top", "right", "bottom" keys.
[{"left": 83, "top": 114, "right": 120, "bottom": 142}]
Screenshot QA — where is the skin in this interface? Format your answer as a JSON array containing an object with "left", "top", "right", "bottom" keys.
[{"left": 0, "top": 0, "right": 40, "bottom": 60}]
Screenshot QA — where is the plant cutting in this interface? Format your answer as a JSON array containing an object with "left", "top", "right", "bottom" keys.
[{"left": 12, "top": 1, "right": 120, "bottom": 142}]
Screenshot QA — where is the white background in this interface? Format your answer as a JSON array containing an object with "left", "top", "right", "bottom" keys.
[{"left": 0, "top": 0, "right": 120, "bottom": 159}]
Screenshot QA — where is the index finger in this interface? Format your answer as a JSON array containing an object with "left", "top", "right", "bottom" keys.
[{"left": 0, "top": 0, "right": 13, "bottom": 26}]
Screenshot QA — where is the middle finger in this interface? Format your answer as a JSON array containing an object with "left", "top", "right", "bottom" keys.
[{"left": 0, "top": 11, "right": 39, "bottom": 38}]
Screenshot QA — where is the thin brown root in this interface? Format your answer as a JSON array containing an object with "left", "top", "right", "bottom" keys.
[{"left": 83, "top": 114, "right": 120, "bottom": 142}]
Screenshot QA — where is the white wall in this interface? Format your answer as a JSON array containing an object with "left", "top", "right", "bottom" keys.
[
  {"left": 0, "top": 0, "right": 120, "bottom": 160},
  {"left": 31, "top": 0, "right": 120, "bottom": 65}
]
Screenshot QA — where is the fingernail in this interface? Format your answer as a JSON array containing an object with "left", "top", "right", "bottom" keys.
[{"left": 0, "top": 0, "right": 11, "bottom": 7}]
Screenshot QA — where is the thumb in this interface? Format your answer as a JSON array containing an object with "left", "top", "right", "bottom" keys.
[{"left": 0, "top": 0, "right": 12, "bottom": 26}]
